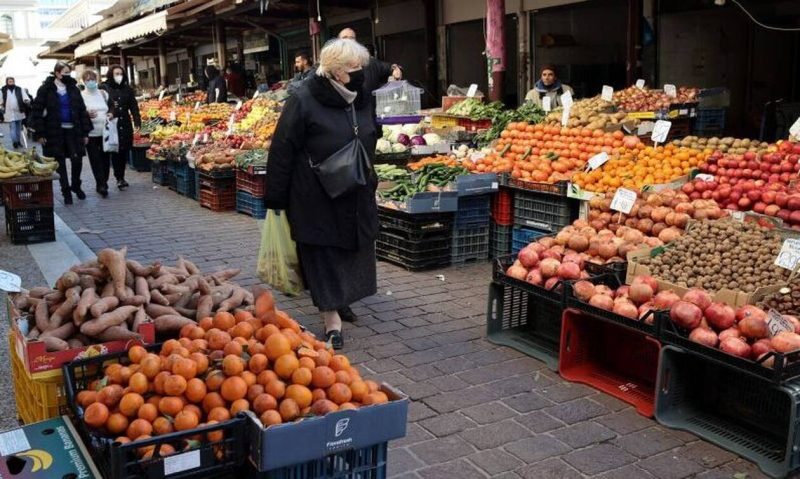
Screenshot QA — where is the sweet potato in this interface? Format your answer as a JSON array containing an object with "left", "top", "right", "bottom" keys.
[
  {"left": 211, "top": 285, "right": 235, "bottom": 307},
  {"left": 11, "top": 294, "right": 29, "bottom": 311},
  {"left": 161, "top": 284, "right": 191, "bottom": 295},
  {"left": 149, "top": 274, "right": 178, "bottom": 290},
  {"left": 97, "top": 247, "right": 128, "bottom": 297},
  {"left": 43, "top": 290, "right": 64, "bottom": 303},
  {"left": 149, "top": 289, "right": 169, "bottom": 306},
  {"left": 196, "top": 295, "right": 213, "bottom": 321},
  {"left": 41, "top": 336, "right": 69, "bottom": 352},
  {"left": 126, "top": 259, "right": 161, "bottom": 277},
  {"left": 173, "top": 292, "right": 193, "bottom": 309},
  {"left": 69, "top": 266, "right": 105, "bottom": 279},
  {"left": 163, "top": 293, "right": 182, "bottom": 304},
  {"left": 121, "top": 295, "right": 146, "bottom": 307},
  {"left": 27, "top": 328, "right": 40, "bottom": 340},
  {"left": 181, "top": 257, "right": 200, "bottom": 275},
  {"left": 34, "top": 300, "right": 51, "bottom": 332},
  {"left": 174, "top": 307, "right": 197, "bottom": 319},
  {"left": 40, "top": 322, "right": 76, "bottom": 340},
  {"left": 28, "top": 287, "right": 52, "bottom": 299},
  {"left": 90, "top": 297, "right": 119, "bottom": 318},
  {"left": 218, "top": 288, "right": 245, "bottom": 312},
  {"left": 242, "top": 289, "right": 254, "bottom": 306},
  {"left": 81, "top": 305, "right": 138, "bottom": 337},
  {"left": 154, "top": 315, "right": 196, "bottom": 333},
  {"left": 101, "top": 283, "right": 115, "bottom": 298},
  {"left": 49, "top": 286, "right": 81, "bottom": 328},
  {"left": 55, "top": 271, "right": 80, "bottom": 292},
  {"left": 97, "top": 325, "right": 140, "bottom": 341},
  {"left": 145, "top": 304, "right": 179, "bottom": 318},
  {"left": 135, "top": 277, "right": 151, "bottom": 304},
  {"left": 131, "top": 307, "right": 148, "bottom": 332},
  {"left": 212, "top": 268, "right": 241, "bottom": 283},
  {"left": 125, "top": 268, "right": 135, "bottom": 288},
  {"left": 79, "top": 275, "right": 96, "bottom": 290},
  {"left": 73, "top": 288, "right": 98, "bottom": 325},
  {"left": 197, "top": 277, "right": 211, "bottom": 296},
  {"left": 67, "top": 338, "right": 85, "bottom": 349}
]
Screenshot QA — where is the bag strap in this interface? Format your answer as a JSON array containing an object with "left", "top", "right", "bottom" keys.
[{"left": 345, "top": 105, "right": 358, "bottom": 137}]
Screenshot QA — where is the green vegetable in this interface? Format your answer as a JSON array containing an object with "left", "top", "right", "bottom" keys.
[
  {"left": 446, "top": 99, "right": 504, "bottom": 120},
  {"left": 234, "top": 149, "right": 268, "bottom": 169},
  {"left": 379, "top": 163, "right": 468, "bottom": 202}
]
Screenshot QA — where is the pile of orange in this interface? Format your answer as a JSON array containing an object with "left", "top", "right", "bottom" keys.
[
  {"left": 464, "top": 123, "right": 642, "bottom": 184},
  {"left": 571, "top": 144, "right": 710, "bottom": 193},
  {"left": 77, "top": 292, "right": 388, "bottom": 460}
]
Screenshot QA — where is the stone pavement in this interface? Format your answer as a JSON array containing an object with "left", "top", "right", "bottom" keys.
[{"left": 0, "top": 123, "right": 775, "bottom": 478}]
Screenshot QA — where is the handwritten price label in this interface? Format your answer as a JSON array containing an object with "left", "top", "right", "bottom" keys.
[
  {"left": 768, "top": 309, "right": 795, "bottom": 337},
  {"left": 253, "top": 90, "right": 260, "bottom": 99},
  {"left": 610, "top": 188, "right": 637, "bottom": 214},
  {"left": 695, "top": 173, "right": 715, "bottom": 182},
  {"left": 192, "top": 134, "right": 200, "bottom": 146},
  {"left": 790, "top": 115, "right": 800, "bottom": 140},
  {"left": 561, "top": 105, "right": 571, "bottom": 127},
  {"left": 0, "top": 270, "right": 21, "bottom": 292},
  {"left": 635, "top": 79, "right": 645, "bottom": 89},
  {"left": 560, "top": 91, "right": 574, "bottom": 109},
  {"left": 169, "top": 110, "right": 176, "bottom": 122},
  {"left": 158, "top": 90, "right": 165, "bottom": 101},
  {"left": 664, "top": 84, "right": 677, "bottom": 98},
  {"left": 601, "top": 85, "right": 613, "bottom": 102},
  {"left": 466, "top": 83, "right": 478, "bottom": 98},
  {"left": 775, "top": 238, "right": 800, "bottom": 270},
  {"left": 203, "top": 133, "right": 209, "bottom": 143},
  {"left": 235, "top": 100, "right": 243, "bottom": 110},
  {"left": 194, "top": 101, "right": 200, "bottom": 111},
  {"left": 651, "top": 120, "right": 672, "bottom": 144},
  {"left": 587, "top": 152, "right": 609, "bottom": 171},
  {"left": 542, "top": 96, "right": 552, "bottom": 112}
]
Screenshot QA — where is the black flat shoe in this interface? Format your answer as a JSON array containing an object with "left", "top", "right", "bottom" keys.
[
  {"left": 338, "top": 306, "right": 357, "bottom": 323},
  {"left": 62, "top": 193, "right": 73, "bottom": 205},
  {"left": 72, "top": 186, "right": 86, "bottom": 200},
  {"left": 325, "top": 330, "right": 343, "bottom": 350},
  {"left": 117, "top": 179, "right": 129, "bottom": 189},
  {"left": 97, "top": 186, "right": 108, "bottom": 198}
]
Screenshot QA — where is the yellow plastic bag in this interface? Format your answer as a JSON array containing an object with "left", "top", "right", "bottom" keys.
[{"left": 257, "top": 210, "right": 304, "bottom": 296}]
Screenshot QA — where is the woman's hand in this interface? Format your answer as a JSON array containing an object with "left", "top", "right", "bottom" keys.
[
  {"left": 83, "top": 137, "right": 89, "bottom": 145},
  {"left": 107, "top": 113, "right": 114, "bottom": 120},
  {"left": 37, "top": 138, "right": 46, "bottom": 145},
  {"left": 88, "top": 109, "right": 97, "bottom": 119}
]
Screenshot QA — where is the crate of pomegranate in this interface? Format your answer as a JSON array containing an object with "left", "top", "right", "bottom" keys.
[{"left": 629, "top": 219, "right": 800, "bottom": 383}]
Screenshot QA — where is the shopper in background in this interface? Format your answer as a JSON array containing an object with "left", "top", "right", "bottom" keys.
[
  {"left": 525, "top": 64, "right": 574, "bottom": 109},
  {"left": 30, "top": 62, "right": 92, "bottom": 205},
  {"left": 80, "top": 70, "right": 111, "bottom": 198},
  {"left": 337, "top": 27, "right": 402, "bottom": 91},
  {"left": 225, "top": 64, "right": 245, "bottom": 98},
  {"left": 103, "top": 64, "right": 141, "bottom": 190},
  {"left": 205, "top": 65, "right": 228, "bottom": 103},
  {"left": 292, "top": 52, "right": 313, "bottom": 82},
  {"left": 0, "top": 77, "right": 32, "bottom": 149},
  {"left": 264, "top": 39, "right": 379, "bottom": 349}
]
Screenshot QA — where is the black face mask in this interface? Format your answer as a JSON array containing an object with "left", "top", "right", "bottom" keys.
[{"left": 345, "top": 69, "right": 364, "bottom": 92}]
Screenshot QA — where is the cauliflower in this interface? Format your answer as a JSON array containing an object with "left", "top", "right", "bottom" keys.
[
  {"left": 391, "top": 143, "right": 407, "bottom": 153},
  {"left": 401, "top": 123, "right": 420, "bottom": 136},
  {"left": 423, "top": 133, "right": 442, "bottom": 145},
  {"left": 376, "top": 138, "right": 392, "bottom": 154}
]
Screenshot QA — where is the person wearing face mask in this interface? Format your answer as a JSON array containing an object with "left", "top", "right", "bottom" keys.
[
  {"left": 102, "top": 65, "right": 141, "bottom": 190},
  {"left": 1, "top": 77, "right": 32, "bottom": 149},
  {"left": 80, "top": 70, "right": 111, "bottom": 198},
  {"left": 29, "top": 62, "right": 92, "bottom": 204},
  {"left": 264, "top": 39, "right": 378, "bottom": 350},
  {"left": 205, "top": 65, "right": 228, "bottom": 104}
]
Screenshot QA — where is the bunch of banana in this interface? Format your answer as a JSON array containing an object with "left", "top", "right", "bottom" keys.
[
  {"left": 29, "top": 151, "right": 58, "bottom": 177},
  {"left": 0, "top": 149, "right": 30, "bottom": 179}
]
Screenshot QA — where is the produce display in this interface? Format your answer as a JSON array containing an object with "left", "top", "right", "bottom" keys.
[
  {"left": 757, "top": 285, "right": 800, "bottom": 316},
  {"left": 234, "top": 149, "right": 268, "bottom": 170},
  {"left": 638, "top": 219, "right": 788, "bottom": 292},
  {"left": 571, "top": 275, "right": 667, "bottom": 322},
  {"left": 407, "top": 155, "right": 460, "bottom": 171},
  {"left": 548, "top": 221, "right": 664, "bottom": 267},
  {"left": 671, "top": 135, "right": 769, "bottom": 155},
  {"left": 613, "top": 86, "right": 699, "bottom": 112},
  {"left": 377, "top": 124, "right": 445, "bottom": 155},
  {"left": 474, "top": 102, "right": 546, "bottom": 147},
  {"left": 505, "top": 235, "right": 599, "bottom": 290},
  {"left": 543, "top": 96, "right": 634, "bottom": 131},
  {"left": 375, "top": 164, "right": 410, "bottom": 182},
  {"left": 0, "top": 148, "right": 59, "bottom": 178},
  {"left": 446, "top": 98, "right": 504, "bottom": 119},
  {"left": 378, "top": 163, "right": 468, "bottom": 202}
]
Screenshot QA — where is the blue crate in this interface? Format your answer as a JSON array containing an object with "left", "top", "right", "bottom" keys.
[
  {"left": 128, "top": 146, "right": 151, "bottom": 172},
  {"left": 236, "top": 191, "right": 267, "bottom": 219},
  {"left": 511, "top": 226, "right": 549, "bottom": 255},
  {"left": 151, "top": 160, "right": 169, "bottom": 186},
  {"left": 175, "top": 163, "right": 196, "bottom": 199},
  {"left": 454, "top": 194, "right": 491, "bottom": 228}
]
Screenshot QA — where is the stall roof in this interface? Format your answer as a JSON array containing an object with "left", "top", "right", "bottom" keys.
[
  {"left": 101, "top": 10, "right": 168, "bottom": 47},
  {"left": 0, "top": 33, "right": 12, "bottom": 56}
]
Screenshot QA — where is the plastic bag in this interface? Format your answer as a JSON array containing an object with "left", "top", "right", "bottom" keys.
[
  {"left": 257, "top": 210, "right": 304, "bottom": 296},
  {"left": 103, "top": 118, "right": 119, "bottom": 153}
]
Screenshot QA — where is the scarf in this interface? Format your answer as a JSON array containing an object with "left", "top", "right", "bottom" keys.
[
  {"left": 534, "top": 79, "right": 563, "bottom": 93},
  {"left": 328, "top": 78, "right": 357, "bottom": 104}
]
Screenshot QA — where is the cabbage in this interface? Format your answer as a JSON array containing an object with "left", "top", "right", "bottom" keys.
[
  {"left": 396, "top": 133, "right": 411, "bottom": 146},
  {"left": 376, "top": 138, "right": 392, "bottom": 154},
  {"left": 410, "top": 135, "right": 427, "bottom": 146},
  {"left": 401, "top": 123, "right": 420, "bottom": 136},
  {"left": 384, "top": 125, "right": 402, "bottom": 141},
  {"left": 423, "top": 133, "right": 442, "bottom": 145},
  {"left": 391, "top": 143, "right": 407, "bottom": 153}
]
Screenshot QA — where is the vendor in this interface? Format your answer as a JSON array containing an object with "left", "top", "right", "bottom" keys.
[{"left": 525, "top": 64, "right": 573, "bottom": 109}]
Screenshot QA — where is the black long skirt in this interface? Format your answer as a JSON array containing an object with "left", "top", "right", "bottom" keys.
[{"left": 296, "top": 240, "right": 377, "bottom": 311}]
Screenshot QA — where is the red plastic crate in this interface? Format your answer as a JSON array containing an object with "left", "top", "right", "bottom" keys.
[
  {"left": 559, "top": 308, "right": 660, "bottom": 417},
  {"left": 199, "top": 189, "right": 236, "bottom": 212},
  {"left": 235, "top": 168, "right": 266, "bottom": 197},
  {"left": 491, "top": 189, "right": 513, "bottom": 225},
  {"left": 457, "top": 117, "right": 492, "bottom": 132},
  {"left": 2, "top": 180, "right": 54, "bottom": 209}
]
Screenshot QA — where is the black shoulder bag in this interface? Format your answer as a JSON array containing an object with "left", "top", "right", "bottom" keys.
[{"left": 309, "top": 105, "right": 371, "bottom": 199}]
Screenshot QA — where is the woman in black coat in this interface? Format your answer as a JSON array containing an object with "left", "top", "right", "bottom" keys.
[
  {"left": 103, "top": 64, "right": 141, "bottom": 189},
  {"left": 205, "top": 66, "right": 227, "bottom": 103},
  {"left": 265, "top": 39, "right": 378, "bottom": 349},
  {"left": 29, "top": 62, "right": 92, "bottom": 204}
]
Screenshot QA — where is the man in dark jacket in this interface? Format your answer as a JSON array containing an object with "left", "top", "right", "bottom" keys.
[
  {"left": 29, "top": 62, "right": 92, "bottom": 204},
  {"left": 205, "top": 65, "right": 228, "bottom": 103},
  {"left": 1, "top": 77, "right": 33, "bottom": 148}
]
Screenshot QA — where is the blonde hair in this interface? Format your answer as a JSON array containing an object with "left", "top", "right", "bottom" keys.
[{"left": 316, "top": 39, "right": 369, "bottom": 78}]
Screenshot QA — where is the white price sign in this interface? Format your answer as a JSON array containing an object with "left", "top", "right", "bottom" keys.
[
  {"left": 587, "top": 152, "right": 609, "bottom": 171},
  {"left": 601, "top": 85, "right": 614, "bottom": 102},
  {"left": 695, "top": 173, "right": 715, "bottom": 182},
  {"left": 560, "top": 91, "right": 574, "bottom": 109},
  {"left": 768, "top": 309, "right": 796, "bottom": 337},
  {"left": 635, "top": 79, "right": 645, "bottom": 89},
  {"left": 203, "top": 133, "right": 209, "bottom": 143},
  {"left": 158, "top": 90, "right": 165, "bottom": 101},
  {"left": 469, "top": 152, "right": 486, "bottom": 163},
  {"left": 542, "top": 96, "right": 552, "bottom": 112},
  {"left": 169, "top": 110, "right": 176, "bottom": 122},
  {"left": 610, "top": 188, "right": 637, "bottom": 214},
  {"left": 176, "top": 93, "right": 181, "bottom": 103},
  {"left": 226, "top": 114, "right": 235, "bottom": 135},
  {"left": 253, "top": 90, "right": 260, "bottom": 99},
  {"left": 235, "top": 100, "right": 243, "bottom": 110},
  {"left": 215, "top": 88, "right": 220, "bottom": 102},
  {"left": 192, "top": 134, "right": 200, "bottom": 146},
  {"left": 664, "top": 84, "right": 677, "bottom": 98},
  {"left": 466, "top": 83, "right": 478, "bottom": 98},
  {"left": 790, "top": 116, "right": 800, "bottom": 140},
  {"left": 561, "top": 105, "right": 571, "bottom": 127},
  {"left": 775, "top": 238, "right": 800, "bottom": 270},
  {"left": 163, "top": 450, "right": 200, "bottom": 475},
  {"left": 194, "top": 101, "right": 201, "bottom": 110},
  {"left": 0, "top": 270, "right": 21, "bottom": 293},
  {"left": 651, "top": 120, "right": 672, "bottom": 144}
]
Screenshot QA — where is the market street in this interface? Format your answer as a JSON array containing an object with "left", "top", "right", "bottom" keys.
[{"left": 0, "top": 124, "right": 772, "bottom": 479}]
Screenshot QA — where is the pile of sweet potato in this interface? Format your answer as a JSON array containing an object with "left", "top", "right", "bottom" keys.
[{"left": 10, "top": 247, "right": 254, "bottom": 351}]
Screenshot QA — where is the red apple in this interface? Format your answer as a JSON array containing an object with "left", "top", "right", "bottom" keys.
[
  {"left": 765, "top": 204, "right": 781, "bottom": 216},
  {"left": 776, "top": 192, "right": 789, "bottom": 208},
  {"left": 779, "top": 209, "right": 792, "bottom": 222},
  {"left": 753, "top": 202, "right": 767, "bottom": 214},
  {"left": 787, "top": 195, "right": 800, "bottom": 211},
  {"left": 747, "top": 190, "right": 762, "bottom": 202},
  {"left": 738, "top": 197, "right": 752, "bottom": 210}
]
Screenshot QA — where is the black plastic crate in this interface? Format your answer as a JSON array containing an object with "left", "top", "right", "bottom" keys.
[
  {"left": 5, "top": 206, "right": 55, "bottom": 244},
  {"left": 486, "top": 280, "right": 563, "bottom": 370},
  {"left": 129, "top": 146, "right": 152, "bottom": 172},
  {"left": 236, "top": 191, "right": 267, "bottom": 219},
  {"left": 63, "top": 347, "right": 248, "bottom": 479},
  {"left": 656, "top": 345, "right": 800, "bottom": 478},
  {"left": 502, "top": 175, "right": 569, "bottom": 197},
  {"left": 151, "top": 161, "right": 169, "bottom": 186},
  {"left": 565, "top": 272, "right": 659, "bottom": 337},
  {"left": 166, "top": 162, "right": 178, "bottom": 191},
  {"left": 175, "top": 162, "right": 196, "bottom": 199},
  {"left": 657, "top": 311, "right": 800, "bottom": 384},
  {"left": 377, "top": 207, "right": 453, "bottom": 239},
  {"left": 512, "top": 190, "right": 579, "bottom": 233},
  {"left": 252, "top": 443, "right": 388, "bottom": 479},
  {"left": 451, "top": 225, "right": 489, "bottom": 264},
  {"left": 490, "top": 223, "right": 512, "bottom": 259},
  {"left": 454, "top": 195, "right": 491, "bottom": 228},
  {"left": 198, "top": 168, "right": 236, "bottom": 179},
  {"left": 377, "top": 231, "right": 451, "bottom": 260}
]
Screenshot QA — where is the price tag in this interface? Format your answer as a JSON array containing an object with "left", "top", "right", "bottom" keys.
[
  {"left": 542, "top": 96, "right": 552, "bottom": 112},
  {"left": 215, "top": 88, "right": 220, "bottom": 102},
  {"left": 466, "top": 83, "right": 478, "bottom": 98},
  {"left": 768, "top": 309, "right": 796, "bottom": 337},
  {"left": 635, "top": 79, "right": 645, "bottom": 89},
  {"left": 235, "top": 100, "right": 243, "bottom": 110},
  {"left": 226, "top": 114, "right": 235, "bottom": 135},
  {"left": 775, "top": 238, "right": 800, "bottom": 270},
  {"left": 0, "top": 270, "right": 21, "bottom": 293},
  {"left": 194, "top": 101, "right": 200, "bottom": 110},
  {"left": 158, "top": 90, "right": 165, "bottom": 101},
  {"left": 203, "top": 133, "right": 209, "bottom": 143},
  {"left": 587, "top": 152, "right": 609, "bottom": 171},
  {"left": 601, "top": 85, "right": 613, "bottom": 102},
  {"left": 695, "top": 173, "right": 715, "bottom": 182},
  {"left": 169, "top": 110, "right": 176, "bottom": 122},
  {"left": 790, "top": 116, "right": 800, "bottom": 140},
  {"left": 651, "top": 120, "right": 672, "bottom": 144},
  {"left": 185, "top": 113, "right": 190, "bottom": 124},
  {"left": 253, "top": 90, "right": 260, "bottom": 99},
  {"left": 561, "top": 105, "right": 571, "bottom": 127},
  {"left": 610, "top": 188, "right": 637, "bottom": 214},
  {"left": 20, "top": 126, "right": 28, "bottom": 149},
  {"left": 0, "top": 429, "right": 30, "bottom": 456},
  {"left": 192, "top": 134, "right": 200, "bottom": 146},
  {"left": 176, "top": 93, "right": 181, "bottom": 103},
  {"left": 164, "top": 450, "right": 200, "bottom": 475},
  {"left": 664, "top": 84, "right": 677, "bottom": 98},
  {"left": 469, "top": 151, "right": 486, "bottom": 163},
  {"left": 560, "top": 91, "right": 573, "bottom": 109}
]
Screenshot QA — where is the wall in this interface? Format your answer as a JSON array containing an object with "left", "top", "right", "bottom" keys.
[
  {"left": 374, "top": 0, "right": 424, "bottom": 37},
  {"left": 441, "top": 0, "right": 587, "bottom": 25}
]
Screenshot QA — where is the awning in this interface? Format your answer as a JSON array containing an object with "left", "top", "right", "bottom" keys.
[
  {"left": 74, "top": 37, "right": 103, "bottom": 58},
  {"left": 0, "top": 33, "right": 11, "bottom": 56},
  {"left": 101, "top": 10, "right": 168, "bottom": 47}
]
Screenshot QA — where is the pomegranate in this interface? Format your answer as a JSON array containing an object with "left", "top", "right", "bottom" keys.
[
  {"left": 653, "top": 290, "right": 681, "bottom": 309},
  {"left": 518, "top": 247, "right": 540, "bottom": 269},
  {"left": 589, "top": 294, "right": 614, "bottom": 311},
  {"left": 572, "top": 281, "right": 596, "bottom": 302},
  {"left": 735, "top": 305, "right": 768, "bottom": 323},
  {"left": 595, "top": 285, "right": 615, "bottom": 297},
  {"left": 718, "top": 327, "right": 742, "bottom": 341},
  {"left": 628, "top": 283, "right": 654, "bottom": 306},
  {"left": 539, "top": 258, "right": 561, "bottom": 279},
  {"left": 738, "top": 317, "right": 769, "bottom": 340},
  {"left": 540, "top": 249, "right": 562, "bottom": 261},
  {"left": 720, "top": 337, "right": 751, "bottom": 358},
  {"left": 703, "top": 302, "right": 736, "bottom": 331},
  {"left": 751, "top": 339, "right": 774, "bottom": 359},
  {"left": 771, "top": 331, "right": 800, "bottom": 353},
  {"left": 616, "top": 285, "right": 630, "bottom": 298},
  {"left": 613, "top": 300, "right": 639, "bottom": 319},
  {"left": 557, "top": 262, "right": 581, "bottom": 280},
  {"left": 633, "top": 275, "right": 658, "bottom": 292},
  {"left": 525, "top": 269, "right": 543, "bottom": 286},
  {"left": 639, "top": 302, "right": 655, "bottom": 322},
  {"left": 544, "top": 276, "right": 560, "bottom": 291},
  {"left": 683, "top": 289, "right": 712, "bottom": 311},
  {"left": 670, "top": 301, "right": 703, "bottom": 329},
  {"left": 506, "top": 264, "right": 528, "bottom": 280},
  {"left": 689, "top": 328, "right": 719, "bottom": 348}
]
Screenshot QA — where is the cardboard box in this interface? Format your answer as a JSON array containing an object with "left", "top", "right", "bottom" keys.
[
  {"left": 626, "top": 247, "right": 786, "bottom": 307},
  {"left": 9, "top": 303, "right": 156, "bottom": 374},
  {"left": 376, "top": 190, "right": 458, "bottom": 214},
  {"left": 411, "top": 143, "right": 452, "bottom": 156},
  {"left": 0, "top": 416, "right": 101, "bottom": 479},
  {"left": 447, "top": 173, "right": 499, "bottom": 197},
  {"left": 247, "top": 385, "right": 408, "bottom": 472}
]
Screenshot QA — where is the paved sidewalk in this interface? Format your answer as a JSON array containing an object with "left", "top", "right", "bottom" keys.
[{"left": 0, "top": 123, "right": 774, "bottom": 478}]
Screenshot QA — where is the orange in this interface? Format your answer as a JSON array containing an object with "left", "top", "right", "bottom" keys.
[
  {"left": 257, "top": 370, "right": 278, "bottom": 387},
  {"left": 84, "top": 402, "right": 109, "bottom": 429},
  {"left": 128, "top": 345, "right": 147, "bottom": 364},
  {"left": 281, "top": 330, "right": 302, "bottom": 350},
  {"left": 253, "top": 394, "right": 278, "bottom": 414},
  {"left": 222, "top": 355, "right": 245, "bottom": 377},
  {"left": 97, "top": 385, "right": 124, "bottom": 408},
  {"left": 205, "top": 420, "right": 223, "bottom": 443},
  {"left": 310, "top": 399, "right": 338, "bottom": 416},
  {"left": 349, "top": 380, "right": 369, "bottom": 402},
  {"left": 164, "top": 375, "right": 188, "bottom": 396},
  {"left": 256, "top": 324, "right": 280, "bottom": 342},
  {"left": 223, "top": 341, "right": 243, "bottom": 357},
  {"left": 311, "top": 388, "right": 327, "bottom": 403},
  {"left": 230, "top": 398, "right": 250, "bottom": 416},
  {"left": 106, "top": 414, "right": 129, "bottom": 435},
  {"left": 119, "top": 393, "right": 145, "bottom": 417},
  {"left": 260, "top": 410, "right": 282, "bottom": 427},
  {"left": 364, "top": 380, "right": 380, "bottom": 393},
  {"left": 152, "top": 416, "right": 173, "bottom": 436},
  {"left": 190, "top": 353, "right": 209, "bottom": 375},
  {"left": 158, "top": 396, "right": 184, "bottom": 416},
  {"left": 285, "top": 384, "right": 312, "bottom": 409},
  {"left": 264, "top": 379, "right": 286, "bottom": 399},
  {"left": 140, "top": 354, "right": 162, "bottom": 379},
  {"left": 174, "top": 410, "right": 200, "bottom": 431},
  {"left": 247, "top": 384, "right": 266, "bottom": 402},
  {"left": 362, "top": 392, "right": 389, "bottom": 405},
  {"left": 291, "top": 368, "right": 313, "bottom": 386},
  {"left": 183, "top": 404, "right": 202, "bottom": 420},
  {"left": 161, "top": 339, "right": 181, "bottom": 357},
  {"left": 265, "top": 333, "right": 292, "bottom": 361},
  {"left": 128, "top": 372, "right": 149, "bottom": 395},
  {"left": 334, "top": 370, "right": 352, "bottom": 385},
  {"left": 230, "top": 322, "right": 254, "bottom": 340},
  {"left": 143, "top": 443, "right": 175, "bottom": 459},
  {"left": 153, "top": 371, "right": 170, "bottom": 395},
  {"left": 208, "top": 406, "right": 231, "bottom": 423},
  {"left": 314, "top": 350, "right": 331, "bottom": 367},
  {"left": 274, "top": 354, "right": 300, "bottom": 380},
  {"left": 327, "top": 383, "right": 352, "bottom": 405},
  {"left": 220, "top": 376, "right": 247, "bottom": 402},
  {"left": 240, "top": 371, "right": 257, "bottom": 387},
  {"left": 202, "top": 392, "right": 226, "bottom": 413},
  {"left": 206, "top": 329, "right": 232, "bottom": 351},
  {"left": 338, "top": 402, "right": 358, "bottom": 411},
  {"left": 77, "top": 390, "right": 97, "bottom": 408},
  {"left": 185, "top": 378, "right": 207, "bottom": 403},
  {"left": 311, "top": 367, "right": 336, "bottom": 389},
  {"left": 137, "top": 403, "right": 158, "bottom": 423},
  {"left": 234, "top": 310, "right": 254, "bottom": 324},
  {"left": 127, "top": 418, "right": 153, "bottom": 440},
  {"left": 248, "top": 354, "right": 268, "bottom": 374},
  {"left": 198, "top": 317, "right": 214, "bottom": 331},
  {"left": 278, "top": 398, "right": 300, "bottom": 422},
  {"left": 213, "top": 311, "right": 236, "bottom": 331},
  {"left": 206, "top": 370, "right": 225, "bottom": 392},
  {"left": 298, "top": 357, "right": 316, "bottom": 370},
  {"left": 172, "top": 358, "right": 197, "bottom": 380}
]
